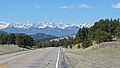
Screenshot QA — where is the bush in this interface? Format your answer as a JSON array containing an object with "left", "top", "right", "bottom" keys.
[
  {"left": 15, "top": 34, "right": 35, "bottom": 48},
  {"left": 82, "top": 38, "right": 92, "bottom": 49},
  {"left": 77, "top": 45, "right": 81, "bottom": 49},
  {"left": 95, "top": 30, "right": 112, "bottom": 44}
]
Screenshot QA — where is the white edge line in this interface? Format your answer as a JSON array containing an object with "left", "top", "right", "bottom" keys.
[
  {"left": 61, "top": 48, "right": 69, "bottom": 67},
  {"left": 56, "top": 48, "right": 60, "bottom": 68}
]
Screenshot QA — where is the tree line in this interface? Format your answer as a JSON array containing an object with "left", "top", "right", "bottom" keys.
[
  {"left": 75, "top": 18, "right": 120, "bottom": 48},
  {"left": 36, "top": 37, "right": 74, "bottom": 48},
  {"left": 0, "top": 33, "right": 35, "bottom": 49}
]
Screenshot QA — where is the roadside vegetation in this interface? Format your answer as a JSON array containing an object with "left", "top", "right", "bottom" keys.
[
  {"left": 0, "top": 33, "right": 36, "bottom": 55},
  {"left": 0, "top": 33, "right": 35, "bottom": 49}
]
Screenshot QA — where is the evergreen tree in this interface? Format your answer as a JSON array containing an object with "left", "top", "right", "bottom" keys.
[
  {"left": 15, "top": 34, "right": 35, "bottom": 48},
  {"left": 82, "top": 38, "right": 92, "bottom": 49},
  {"left": 0, "top": 34, "right": 4, "bottom": 45}
]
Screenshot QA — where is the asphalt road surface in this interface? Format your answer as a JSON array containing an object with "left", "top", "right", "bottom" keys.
[{"left": 0, "top": 47, "right": 68, "bottom": 68}]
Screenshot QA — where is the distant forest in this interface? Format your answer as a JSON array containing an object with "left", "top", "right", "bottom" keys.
[{"left": 0, "top": 33, "right": 35, "bottom": 48}]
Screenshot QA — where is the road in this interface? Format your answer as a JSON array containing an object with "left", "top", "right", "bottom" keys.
[{"left": 0, "top": 47, "right": 68, "bottom": 68}]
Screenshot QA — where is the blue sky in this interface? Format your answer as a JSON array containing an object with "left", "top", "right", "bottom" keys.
[{"left": 0, "top": 0, "right": 120, "bottom": 24}]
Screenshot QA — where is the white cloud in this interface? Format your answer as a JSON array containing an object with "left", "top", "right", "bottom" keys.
[
  {"left": 34, "top": 5, "right": 40, "bottom": 8},
  {"left": 112, "top": 2, "right": 120, "bottom": 9},
  {"left": 79, "top": 4, "right": 93, "bottom": 9},
  {"left": 60, "top": 5, "right": 73, "bottom": 9}
]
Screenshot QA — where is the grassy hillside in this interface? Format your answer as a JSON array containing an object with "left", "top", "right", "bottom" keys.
[
  {"left": 63, "top": 41, "right": 120, "bottom": 68},
  {"left": 0, "top": 44, "right": 26, "bottom": 55}
]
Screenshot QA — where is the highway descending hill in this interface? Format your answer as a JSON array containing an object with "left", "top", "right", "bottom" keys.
[{"left": 0, "top": 47, "right": 68, "bottom": 68}]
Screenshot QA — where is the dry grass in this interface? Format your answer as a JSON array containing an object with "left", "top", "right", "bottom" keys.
[
  {"left": 0, "top": 45, "right": 25, "bottom": 55},
  {"left": 63, "top": 41, "right": 120, "bottom": 68}
]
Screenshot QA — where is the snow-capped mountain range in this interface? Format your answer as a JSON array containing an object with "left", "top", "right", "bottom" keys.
[{"left": 0, "top": 21, "right": 91, "bottom": 36}]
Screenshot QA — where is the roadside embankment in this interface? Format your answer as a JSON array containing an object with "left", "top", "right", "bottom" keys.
[{"left": 63, "top": 41, "right": 120, "bottom": 68}]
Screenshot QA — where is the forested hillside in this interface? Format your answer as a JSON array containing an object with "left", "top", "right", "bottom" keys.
[{"left": 76, "top": 18, "right": 120, "bottom": 48}]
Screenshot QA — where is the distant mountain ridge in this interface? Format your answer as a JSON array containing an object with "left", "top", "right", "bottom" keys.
[
  {"left": 31, "top": 33, "right": 57, "bottom": 41},
  {"left": 0, "top": 21, "right": 91, "bottom": 36},
  {"left": 0, "top": 30, "right": 7, "bottom": 34}
]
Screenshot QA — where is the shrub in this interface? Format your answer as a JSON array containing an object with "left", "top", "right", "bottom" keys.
[{"left": 82, "top": 38, "right": 92, "bottom": 49}]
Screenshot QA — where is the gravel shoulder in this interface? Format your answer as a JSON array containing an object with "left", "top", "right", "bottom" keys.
[{"left": 63, "top": 41, "right": 120, "bottom": 68}]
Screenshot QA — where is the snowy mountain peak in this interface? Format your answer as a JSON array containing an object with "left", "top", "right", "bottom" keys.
[
  {"left": 37, "top": 22, "right": 50, "bottom": 28},
  {"left": 81, "top": 23, "right": 92, "bottom": 28},
  {"left": 0, "top": 22, "right": 11, "bottom": 29},
  {"left": 14, "top": 22, "right": 33, "bottom": 29},
  {"left": 65, "top": 23, "right": 80, "bottom": 28},
  {"left": 0, "top": 21, "right": 91, "bottom": 30},
  {"left": 22, "top": 23, "right": 33, "bottom": 29},
  {"left": 51, "top": 22, "right": 64, "bottom": 29},
  {"left": 0, "top": 21, "right": 92, "bottom": 36}
]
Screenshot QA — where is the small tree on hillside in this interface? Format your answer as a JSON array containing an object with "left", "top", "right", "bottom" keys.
[
  {"left": 0, "top": 34, "right": 4, "bottom": 45},
  {"left": 15, "top": 34, "right": 35, "bottom": 48},
  {"left": 82, "top": 38, "right": 92, "bottom": 49}
]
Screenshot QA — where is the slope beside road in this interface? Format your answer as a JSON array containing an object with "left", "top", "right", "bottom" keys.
[
  {"left": 0, "top": 47, "right": 68, "bottom": 68},
  {"left": 63, "top": 41, "right": 120, "bottom": 68}
]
